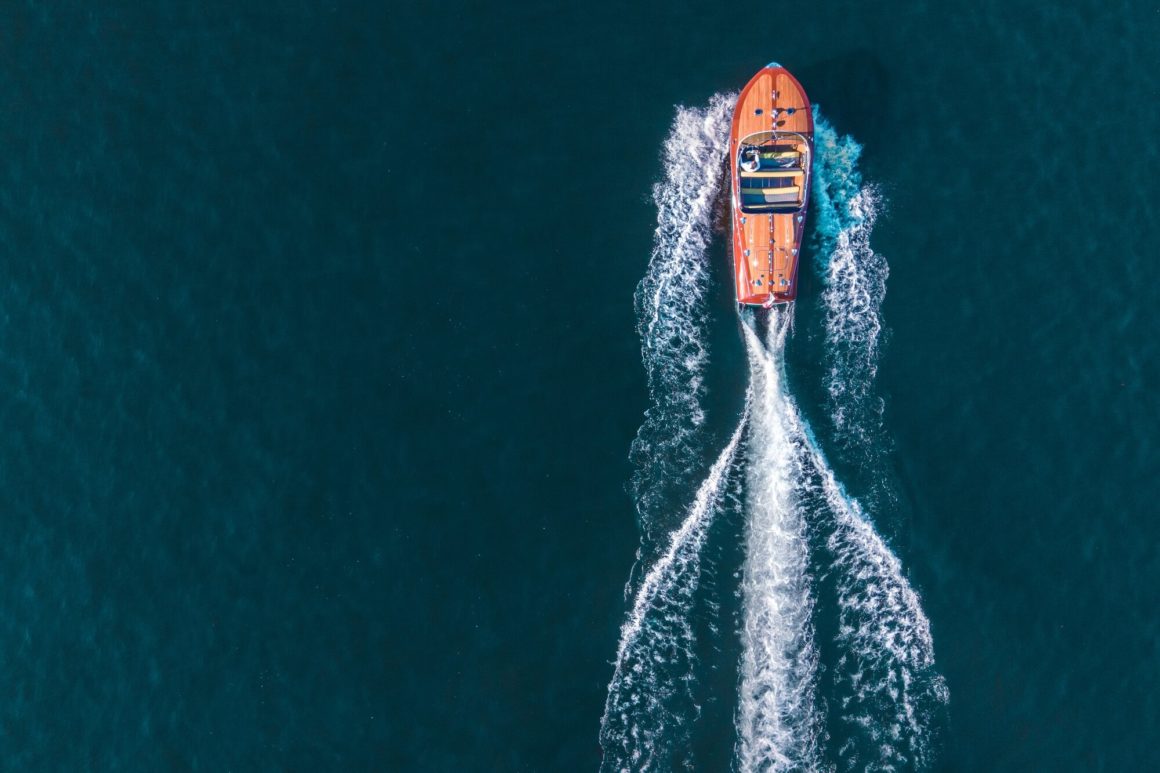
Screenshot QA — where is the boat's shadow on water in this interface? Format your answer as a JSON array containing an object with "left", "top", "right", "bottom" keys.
[
  {"left": 710, "top": 157, "right": 731, "bottom": 240},
  {"left": 797, "top": 50, "right": 893, "bottom": 156}
]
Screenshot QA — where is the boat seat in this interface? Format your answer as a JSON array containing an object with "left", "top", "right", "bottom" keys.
[
  {"left": 741, "top": 177, "right": 799, "bottom": 190},
  {"left": 742, "top": 171, "right": 801, "bottom": 178},
  {"left": 742, "top": 186, "right": 801, "bottom": 198},
  {"left": 759, "top": 157, "right": 802, "bottom": 171},
  {"left": 759, "top": 151, "right": 799, "bottom": 160}
]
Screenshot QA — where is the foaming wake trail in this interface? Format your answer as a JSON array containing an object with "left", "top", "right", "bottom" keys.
[
  {"left": 805, "top": 438, "right": 947, "bottom": 771},
  {"left": 600, "top": 409, "right": 749, "bottom": 771},
  {"left": 630, "top": 93, "right": 735, "bottom": 536},
  {"left": 737, "top": 310, "right": 944, "bottom": 771},
  {"left": 811, "top": 113, "right": 946, "bottom": 767},
  {"left": 810, "top": 113, "right": 889, "bottom": 464},
  {"left": 606, "top": 99, "right": 944, "bottom": 772},
  {"left": 601, "top": 93, "right": 738, "bottom": 772},
  {"left": 736, "top": 314, "right": 826, "bottom": 773}
]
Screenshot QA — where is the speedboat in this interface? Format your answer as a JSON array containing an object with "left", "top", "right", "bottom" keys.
[{"left": 730, "top": 63, "right": 813, "bottom": 306}]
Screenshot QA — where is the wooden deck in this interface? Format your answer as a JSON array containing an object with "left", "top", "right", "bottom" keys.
[{"left": 730, "top": 66, "right": 813, "bottom": 305}]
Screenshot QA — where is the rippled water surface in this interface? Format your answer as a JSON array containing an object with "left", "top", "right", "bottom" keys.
[{"left": 0, "top": 1, "right": 1156, "bottom": 769}]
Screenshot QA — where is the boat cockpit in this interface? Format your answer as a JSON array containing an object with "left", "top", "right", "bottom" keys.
[{"left": 736, "top": 131, "right": 810, "bottom": 214}]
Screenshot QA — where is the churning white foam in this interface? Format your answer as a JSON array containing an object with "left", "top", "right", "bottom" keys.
[
  {"left": 736, "top": 315, "right": 827, "bottom": 773},
  {"left": 630, "top": 93, "right": 735, "bottom": 535},
  {"left": 810, "top": 446, "right": 946, "bottom": 771},
  {"left": 810, "top": 112, "right": 946, "bottom": 768},
  {"left": 820, "top": 188, "right": 887, "bottom": 448},
  {"left": 810, "top": 115, "right": 889, "bottom": 460},
  {"left": 736, "top": 308, "right": 945, "bottom": 771},
  {"left": 600, "top": 409, "right": 748, "bottom": 771},
  {"left": 603, "top": 98, "right": 944, "bottom": 771},
  {"left": 601, "top": 94, "right": 739, "bottom": 772}
]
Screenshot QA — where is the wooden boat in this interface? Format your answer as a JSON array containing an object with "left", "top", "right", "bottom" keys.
[{"left": 730, "top": 63, "right": 813, "bottom": 306}]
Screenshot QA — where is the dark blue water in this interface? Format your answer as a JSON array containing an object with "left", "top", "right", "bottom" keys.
[{"left": 1, "top": 2, "right": 1157, "bottom": 770}]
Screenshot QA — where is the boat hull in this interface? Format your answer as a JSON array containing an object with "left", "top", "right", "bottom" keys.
[{"left": 730, "top": 64, "right": 814, "bottom": 306}]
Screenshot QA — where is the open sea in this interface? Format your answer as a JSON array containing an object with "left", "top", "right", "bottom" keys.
[{"left": 1, "top": 1, "right": 1158, "bottom": 770}]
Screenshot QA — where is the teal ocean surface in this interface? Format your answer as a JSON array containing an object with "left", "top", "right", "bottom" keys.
[{"left": 1, "top": 2, "right": 1158, "bottom": 770}]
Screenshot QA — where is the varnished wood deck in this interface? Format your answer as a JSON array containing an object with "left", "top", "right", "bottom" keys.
[{"left": 730, "top": 65, "right": 813, "bottom": 305}]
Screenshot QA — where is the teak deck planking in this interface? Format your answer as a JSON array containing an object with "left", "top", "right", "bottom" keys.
[{"left": 730, "top": 67, "right": 814, "bottom": 305}]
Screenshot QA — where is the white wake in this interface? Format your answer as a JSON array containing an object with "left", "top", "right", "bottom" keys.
[
  {"left": 736, "top": 314, "right": 827, "bottom": 773},
  {"left": 601, "top": 93, "right": 738, "bottom": 771},
  {"left": 629, "top": 93, "right": 735, "bottom": 538},
  {"left": 600, "top": 411, "right": 748, "bottom": 771},
  {"left": 735, "top": 308, "right": 945, "bottom": 771},
  {"left": 811, "top": 115, "right": 890, "bottom": 467},
  {"left": 810, "top": 112, "right": 947, "bottom": 769},
  {"left": 603, "top": 97, "right": 945, "bottom": 772},
  {"left": 814, "top": 452, "right": 947, "bottom": 771}
]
